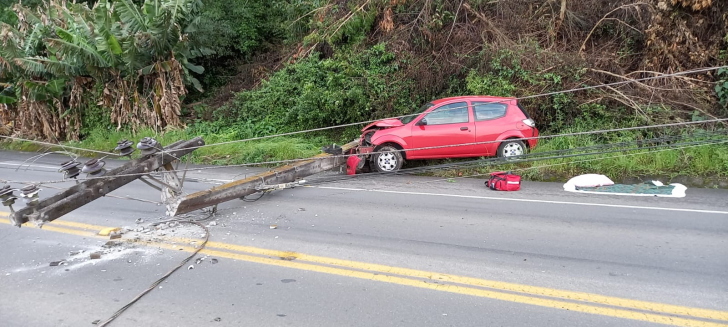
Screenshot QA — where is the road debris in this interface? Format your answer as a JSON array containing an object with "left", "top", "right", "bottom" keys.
[
  {"left": 49, "top": 260, "right": 66, "bottom": 266},
  {"left": 210, "top": 258, "right": 218, "bottom": 264},
  {"left": 208, "top": 221, "right": 217, "bottom": 227},
  {"left": 213, "top": 317, "right": 221, "bottom": 322},
  {"left": 90, "top": 252, "right": 102, "bottom": 260},
  {"left": 135, "top": 218, "right": 144, "bottom": 224},
  {"left": 188, "top": 265, "right": 194, "bottom": 270},
  {"left": 270, "top": 224, "right": 278, "bottom": 229}
]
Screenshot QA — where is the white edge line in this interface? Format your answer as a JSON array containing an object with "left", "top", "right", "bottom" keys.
[{"left": 310, "top": 186, "right": 728, "bottom": 215}]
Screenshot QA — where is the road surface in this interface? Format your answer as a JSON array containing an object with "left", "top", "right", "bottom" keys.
[{"left": 1, "top": 150, "right": 727, "bottom": 327}]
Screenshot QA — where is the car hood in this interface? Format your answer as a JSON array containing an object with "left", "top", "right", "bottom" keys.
[{"left": 361, "top": 119, "right": 403, "bottom": 132}]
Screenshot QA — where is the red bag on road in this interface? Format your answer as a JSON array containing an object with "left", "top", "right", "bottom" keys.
[{"left": 486, "top": 172, "right": 521, "bottom": 191}]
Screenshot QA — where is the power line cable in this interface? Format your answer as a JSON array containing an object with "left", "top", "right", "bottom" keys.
[
  {"left": 0, "top": 135, "right": 117, "bottom": 156},
  {"left": 1, "top": 65, "right": 725, "bottom": 164},
  {"left": 416, "top": 139, "right": 728, "bottom": 185},
  {"left": 301, "top": 133, "right": 728, "bottom": 186},
  {"left": 165, "top": 65, "right": 728, "bottom": 153},
  {"left": 1, "top": 119, "right": 725, "bottom": 185}
]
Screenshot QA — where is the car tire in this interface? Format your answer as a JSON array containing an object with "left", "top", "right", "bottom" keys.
[
  {"left": 497, "top": 140, "right": 527, "bottom": 159},
  {"left": 372, "top": 145, "right": 404, "bottom": 173}
]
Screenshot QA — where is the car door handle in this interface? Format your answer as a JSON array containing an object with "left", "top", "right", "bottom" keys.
[{"left": 460, "top": 127, "right": 469, "bottom": 131}]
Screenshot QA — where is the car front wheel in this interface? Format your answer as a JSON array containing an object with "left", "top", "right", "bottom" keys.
[
  {"left": 372, "top": 145, "right": 404, "bottom": 173},
  {"left": 497, "top": 140, "right": 526, "bottom": 158}
]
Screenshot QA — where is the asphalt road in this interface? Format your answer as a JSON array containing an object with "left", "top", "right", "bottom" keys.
[{"left": 1, "top": 150, "right": 727, "bottom": 327}]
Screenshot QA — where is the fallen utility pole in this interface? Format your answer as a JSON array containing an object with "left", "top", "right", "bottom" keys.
[
  {"left": 168, "top": 141, "right": 358, "bottom": 216},
  {"left": 9, "top": 137, "right": 205, "bottom": 227}
]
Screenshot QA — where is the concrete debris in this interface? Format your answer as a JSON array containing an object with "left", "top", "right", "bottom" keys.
[
  {"left": 102, "top": 241, "right": 119, "bottom": 248},
  {"left": 49, "top": 261, "right": 65, "bottom": 266},
  {"left": 298, "top": 208, "right": 305, "bottom": 211},
  {"left": 68, "top": 250, "right": 84, "bottom": 256},
  {"left": 188, "top": 265, "right": 194, "bottom": 270},
  {"left": 270, "top": 224, "right": 278, "bottom": 229},
  {"left": 213, "top": 317, "right": 221, "bottom": 322},
  {"left": 208, "top": 221, "right": 218, "bottom": 227},
  {"left": 135, "top": 218, "right": 144, "bottom": 224},
  {"left": 195, "top": 257, "right": 205, "bottom": 265},
  {"left": 210, "top": 258, "right": 218, "bottom": 264},
  {"left": 90, "top": 252, "right": 102, "bottom": 260},
  {"left": 109, "top": 233, "right": 121, "bottom": 240}
]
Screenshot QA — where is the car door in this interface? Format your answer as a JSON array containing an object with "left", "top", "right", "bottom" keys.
[
  {"left": 409, "top": 101, "right": 475, "bottom": 159},
  {"left": 472, "top": 100, "right": 511, "bottom": 155}
]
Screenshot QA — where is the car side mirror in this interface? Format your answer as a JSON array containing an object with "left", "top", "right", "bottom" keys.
[{"left": 417, "top": 118, "right": 428, "bottom": 126}]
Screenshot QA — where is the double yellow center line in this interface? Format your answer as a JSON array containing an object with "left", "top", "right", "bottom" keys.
[{"left": 2, "top": 213, "right": 726, "bottom": 327}]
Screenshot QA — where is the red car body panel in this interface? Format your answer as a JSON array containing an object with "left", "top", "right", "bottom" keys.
[
  {"left": 361, "top": 119, "right": 404, "bottom": 131},
  {"left": 360, "top": 96, "right": 538, "bottom": 160}
]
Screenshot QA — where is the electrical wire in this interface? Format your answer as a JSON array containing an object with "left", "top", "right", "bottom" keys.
[
  {"left": 301, "top": 133, "right": 728, "bottom": 186},
  {"left": 241, "top": 190, "right": 271, "bottom": 202},
  {"left": 2, "top": 119, "right": 725, "bottom": 186},
  {"left": 416, "top": 139, "right": 728, "bottom": 185},
  {"left": 2, "top": 66, "right": 722, "bottom": 159},
  {"left": 0, "top": 135, "right": 117, "bottom": 156},
  {"left": 163, "top": 65, "right": 728, "bottom": 153},
  {"left": 95, "top": 217, "right": 211, "bottom": 327}
]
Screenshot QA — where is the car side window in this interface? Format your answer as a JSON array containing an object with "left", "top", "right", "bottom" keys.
[
  {"left": 422, "top": 102, "right": 469, "bottom": 125},
  {"left": 472, "top": 102, "right": 507, "bottom": 121}
]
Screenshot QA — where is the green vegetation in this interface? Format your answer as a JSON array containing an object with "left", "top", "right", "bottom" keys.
[
  {"left": 221, "top": 43, "right": 419, "bottom": 141},
  {"left": 2, "top": 0, "right": 727, "bottom": 183},
  {"left": 0, "top": 0, "right": 210, "bottom": 140}
]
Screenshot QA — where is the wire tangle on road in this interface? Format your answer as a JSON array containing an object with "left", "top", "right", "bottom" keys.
[
  {"left": 95, "top": 217, "right": 211, "bottom": 327},
  {"left": 2, "top": 128, "right": 725, "bottom": 189},
  {"left": 1, "top": 118, "right": 726, "bottom": 186},
  {"left": 301, "top": 132, "right": 728, "bottom": 186}
]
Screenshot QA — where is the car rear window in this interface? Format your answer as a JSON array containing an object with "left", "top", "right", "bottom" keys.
[
  {"left": 472, "top": 102, "right": 507, "bottom": 121},
  {"left": 516, "top": 101, "right": 532, "bottom": 119}
]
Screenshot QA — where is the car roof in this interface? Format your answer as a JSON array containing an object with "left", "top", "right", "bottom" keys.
[{"left": 430, "top": 95, "right": 516, "bottom": 105}]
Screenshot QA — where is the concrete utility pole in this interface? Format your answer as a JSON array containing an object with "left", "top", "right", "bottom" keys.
[
  {"left": 10, "top": 137, "right": 205, "bottom": 227},
  {"left": 169, "top": 141, "right": 358, "bottom": 216}
]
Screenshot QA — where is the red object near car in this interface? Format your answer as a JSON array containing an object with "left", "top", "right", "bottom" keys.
[{"left": 356, "top": 96, "right": 539, "bottom": 173}]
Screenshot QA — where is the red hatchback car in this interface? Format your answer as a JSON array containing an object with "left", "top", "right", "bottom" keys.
[{"left": 355, "top": 96, "right": 539, "bottom": 172}]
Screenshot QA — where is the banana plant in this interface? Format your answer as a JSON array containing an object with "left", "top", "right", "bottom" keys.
[{"left": 0, "top": 0, "right": 211, "bottom": 140}]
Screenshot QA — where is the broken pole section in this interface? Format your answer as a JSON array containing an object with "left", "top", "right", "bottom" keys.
[
  {"left": 10, "top": 137, "right": 205, "bottom": 227},
  {"left": 169, "top": 141, "right": 358, "bottom": 216}
]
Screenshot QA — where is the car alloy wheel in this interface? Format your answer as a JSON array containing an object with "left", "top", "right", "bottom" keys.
[
  {"left": 502, "top": 142, "right": 524, "bottom": 157},
  {"left": 377, "top": 152, "right": 398, "bottom": 172},
  {"left": 372, "top": 145, "right": 404, "bottom": 173},
  {"left": 497, "top": 140, "right": 527, "bottom": 159}
]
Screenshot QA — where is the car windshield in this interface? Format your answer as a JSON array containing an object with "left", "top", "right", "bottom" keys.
[{"left": 400, "top": 102, "right": 434, "bottom": 124}]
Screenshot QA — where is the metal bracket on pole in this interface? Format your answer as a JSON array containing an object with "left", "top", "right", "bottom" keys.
[
  {"left": 256, "top": 180, "right": 307, "bottom": 191},
  {"left": 9, "top": 137, "right": 205, "bottom": 227}
]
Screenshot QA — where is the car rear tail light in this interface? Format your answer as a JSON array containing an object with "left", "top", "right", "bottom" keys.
[{"left": 522, "top": 119, "right": 536, "bottom": 127}]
